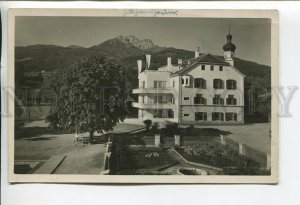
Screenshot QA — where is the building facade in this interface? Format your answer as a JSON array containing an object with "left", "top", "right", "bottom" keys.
[{"left": 132, "top": 33, "right": 245, "bottom": 124}]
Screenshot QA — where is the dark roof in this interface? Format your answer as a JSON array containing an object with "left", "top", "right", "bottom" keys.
[
  {"left": 171, "top": 53, "right": 230, "bottom": 76},
  {"left": 223, "top": 33, "right": 236, "bottom": 52},
  {"left": 223, "top": 42, "right": 236, "bottom": 52}
]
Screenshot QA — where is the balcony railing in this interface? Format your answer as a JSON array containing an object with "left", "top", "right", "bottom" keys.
[
  {"left": 132, "top": 87, "right": 174, "bottom": 94},
  {"left": 132, "top": 102, "right": 175, "bottom": 109}
]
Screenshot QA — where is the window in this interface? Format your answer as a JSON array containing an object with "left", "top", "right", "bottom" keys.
[
  {"left": 194, "top": 78, "right": 206, "bottom": 89},
  {"left": 154, "top": 95, "right": 162, "bottom": 103},
  {"left": 182, "top": 76, "right": 190, "bottom": 86},
  {"left": 168, "top": 110, "right": 174, "bottom": 118},
  {"left": 184, "top": 97, "right": 189, "bottom": 101},
  {"left": 195, "top": 112, "right": 207, "bottom": 121},
  {"left": 212, "top": 112, "right": 224, "bottom": 121},
  {"left": 210, "top": 65, "right": 214, "bottom": 71},
  {"left": 219, "top": 66, "right": 223, "bottom": 71},
  {"left": 140, "top": 81, "right": 145, "bottom": 88},
  {"left": 213, "top": 79, "right": 224, "bottom": 89},
  {"left": 153, "top": 110, "right": 163, "bottom": 118},
  {"left": 154, "top": 109, "right": 168, "bottom": 118},
  {"left": 201, "top": 65, "right": 205, "bottom": 70},
  {"left": 173, "top": 81, "right": 175, "bottom": 87},
  {"left": 226, "top": 95, "right": 237, "bottom": 105},
  {"left": 140, "top": 96, "right": 145, "bottom": 103},
  {"left": 213, "top": 95, "right": 224, "bottom": 105},
  {"left": 226, "top": 80, "right": 237, "bottom": 90},
  {"left": 183, "top": 113, "right": 190, "bottom": 117},
  {"left": 225, "top": 113, "right": 237, "bottom": 121},
  {"left": 194, "top": 94, "right": 206, "bottom": 105},
  {"left": 154, "top": 81, "right": 166, "bottom": 88}
]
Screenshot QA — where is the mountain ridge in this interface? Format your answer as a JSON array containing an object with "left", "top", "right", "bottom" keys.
[{"left": 15, "top": 35, "right": 271, "bottom": 87}]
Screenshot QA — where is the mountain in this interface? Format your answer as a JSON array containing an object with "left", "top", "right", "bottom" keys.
[
  {"left": 15, "top": 35, "right": 271, "bottom": 89},
  {"left": 116, "top": 35, "right": 155, "bottom": 50}
]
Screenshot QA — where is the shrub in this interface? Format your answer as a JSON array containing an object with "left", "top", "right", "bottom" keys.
[
  {"left": 164, "top": 122, "right": 179, "bottom": 137},
  {"left": 185, "top": 124, "right": 194, "bottom": 135},
  {"left": 143, "top": 119, "right": 152, "bottom": 130},
  {"left": 173, "top": 144, "right": 180, "bottom": 150},
  {"left": 151, "top": 122, "right": 159, "bottom": 131}
]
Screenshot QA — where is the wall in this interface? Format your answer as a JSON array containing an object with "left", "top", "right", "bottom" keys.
[{"left": 224, "top": 135, "right": 270, "bottom": 168}]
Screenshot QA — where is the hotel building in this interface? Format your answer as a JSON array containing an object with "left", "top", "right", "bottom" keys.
[{"left": 132, "top": 32, "right": 245, "bottom": 124}]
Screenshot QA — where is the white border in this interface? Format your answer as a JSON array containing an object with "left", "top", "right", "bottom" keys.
[{"left": 1, "top": 1, "right": 300, "bottom": 205}]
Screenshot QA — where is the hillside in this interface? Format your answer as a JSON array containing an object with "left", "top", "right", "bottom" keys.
[{"left": 15, "top": 35, "right": 271, "bottom": 89}]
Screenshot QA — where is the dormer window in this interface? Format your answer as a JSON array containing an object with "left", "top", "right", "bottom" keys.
[
  {"left": 201, "top": 65, "right": 205, "bottom": 70},
  {"left": 219, "top": 66, "right": 223, "bottom": 71},
  {"left": 210, "top": 65, "right": 214, "bottom": 71}
]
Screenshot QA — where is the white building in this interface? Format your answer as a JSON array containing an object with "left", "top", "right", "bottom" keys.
[{"left": 132, "top": 32, "right": 245, "bottom": 124}]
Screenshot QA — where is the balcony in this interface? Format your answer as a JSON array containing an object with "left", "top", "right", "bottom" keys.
[
  {"left": 132, "top": 102, "right": 175, "bottom": 109},
  {"left": 132, "top": 87, "right": 174, "bottom": 94}
]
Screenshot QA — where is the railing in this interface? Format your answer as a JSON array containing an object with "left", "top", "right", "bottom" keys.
[
  {"left": 132, "top": 87, "right": 174, "bottom": 94},
  {"left": 132, "top": 102, "right": 175, "bottom": 109}
]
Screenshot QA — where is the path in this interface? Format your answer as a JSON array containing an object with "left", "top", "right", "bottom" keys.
[
  {"left": 166, "top": 149, "right": 222, "bottom": 175},
  {"left": 194, "top": 123, "right": 271, "bottom": 153}
]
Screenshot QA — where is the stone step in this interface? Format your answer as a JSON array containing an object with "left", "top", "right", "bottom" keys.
[{"left": 34, "top": 155, "right": 66, "bottom": 174}]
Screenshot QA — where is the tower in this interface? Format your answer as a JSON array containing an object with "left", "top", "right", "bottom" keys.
[{"left": 223, "top": 27, "right": 236, "bottom": 66}]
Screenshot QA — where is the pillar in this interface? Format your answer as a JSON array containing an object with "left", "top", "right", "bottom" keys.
[
  {"left": 155, "top": 134, "right": 161, "bottom": 147},
  {"left": 174, "top": 135, "right": 181, "bottom": 147},
  {"left": 220, "top": 135, "right": 226, "bottom": 145},
  {"left": 239, "top": 142, "right": 246, "bottom": 155}
]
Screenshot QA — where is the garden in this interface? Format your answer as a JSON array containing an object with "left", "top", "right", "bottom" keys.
[
  {"left": 108, "top": 134, "right": 178, "bottom": 175},
  {"left": 177, "top": 140, "right": 270, "bottom": 175},
  {"left": 109, "top": 121, "right": 270, "bottom": 175}
]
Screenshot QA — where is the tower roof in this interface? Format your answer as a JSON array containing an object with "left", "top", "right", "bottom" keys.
[{"left": 223, "top": 32, "right": 236, "bottom": 52}]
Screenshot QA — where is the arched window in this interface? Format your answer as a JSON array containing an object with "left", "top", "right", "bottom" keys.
[
  {"left": 194, "top": 78, "right": 206, "bottom": 89},
  {"left": 213, "top": 95, "right": 224, "bottom": 105},
  {"left": 213, "top": 79, "right": 224, "bottom": 89},
  {"left": 226, "top": 95, "right": 237, "bottom": 105},
  {"left": 194, "top": 94, "right": 206, "bottom": 105},
  {"left": 226, "top": 80, "right": 237, "bottom": 90}
]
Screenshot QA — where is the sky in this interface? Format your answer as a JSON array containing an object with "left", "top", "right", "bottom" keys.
[{"left": 15, "top": 17, "right": 271, "bottom": 66}]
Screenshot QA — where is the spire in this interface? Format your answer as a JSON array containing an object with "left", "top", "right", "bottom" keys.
[
  {"left": 223, "top": 27, "right": 236, "bottom": 66},
  {"left": 223, "top": 27, "right": 236, "bottom": 52}
]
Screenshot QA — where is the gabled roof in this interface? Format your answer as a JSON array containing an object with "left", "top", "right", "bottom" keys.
[{"left": 171, "top": 53, "right": 230, "bottom": 76}]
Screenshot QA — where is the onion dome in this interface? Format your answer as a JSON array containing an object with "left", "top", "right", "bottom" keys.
[{"left": 223, "top": 33, "right": 236, "bottom": 52}]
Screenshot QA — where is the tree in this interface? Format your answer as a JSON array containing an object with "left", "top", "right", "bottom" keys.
[
  {"left": 46, "top": 56, "right": 126, "bottom": 143},
  {"left": 143, "top": 119, "right": 152, "bottom": 130}
]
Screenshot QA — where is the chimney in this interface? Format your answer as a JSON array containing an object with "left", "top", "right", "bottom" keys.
[
  {"left": 167, "top": 57, "right": 172, "bottom": 67},
  {"left": 178, "top": 59, "right": 182, "bottom": 65},
  {"left": 146, "top": 54, "right": 151, "bottom": 69},
  {"left": 137, "top": 60, "right": 142, "bottom": 73},
  {"left": 195, "top": 51, "right": 199, "bottom": 58}
]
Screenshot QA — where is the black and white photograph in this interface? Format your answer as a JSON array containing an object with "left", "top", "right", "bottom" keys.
[{"left": 8, "top": 9, "right": 278, "bottom": 183}]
